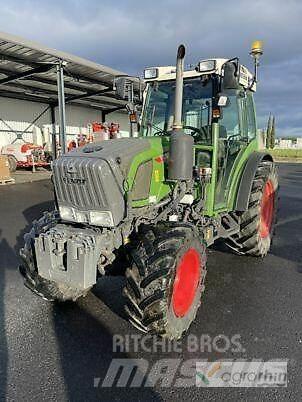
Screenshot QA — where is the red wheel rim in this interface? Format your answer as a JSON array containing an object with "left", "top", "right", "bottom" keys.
[
  {"left": 171, "top": 248, "right": 201, "bottom": 317},
  {"left": 260, "top": 180, "right": 275, "bottom": 238}
]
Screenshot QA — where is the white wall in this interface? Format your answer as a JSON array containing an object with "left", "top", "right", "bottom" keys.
[
  {"left": 278, "top": 139, "right": 293, "bottom": 149},
  {"left": 296, "top": 138, "right": 302, "bottom": 149},
  {"left": 0, "top": 96, "right": 130, "bottom": 148}
]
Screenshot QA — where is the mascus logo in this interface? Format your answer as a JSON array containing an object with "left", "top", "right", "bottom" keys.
[{"left": 63, "top": 177, "right": 86, "bottom": 185}]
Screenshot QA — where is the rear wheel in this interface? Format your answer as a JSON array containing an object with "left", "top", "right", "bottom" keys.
[
  {"left": 123, "top": 224, "right": 207, "bottom": 340},
  {"left": 226, "top": 160, "right": 278, "bottom": 257}
]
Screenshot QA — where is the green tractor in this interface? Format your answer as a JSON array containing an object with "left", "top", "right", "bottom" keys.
[{"left": 20, "top": 42, "right": 278, "bottom": 340}]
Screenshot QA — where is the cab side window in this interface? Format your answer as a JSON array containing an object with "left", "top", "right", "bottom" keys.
[
  {"left": 246, "top": 93, "right": 257, "bottom": 140},
  {"left": 219, "top": 91, "right": 243, "bottom": 139}
]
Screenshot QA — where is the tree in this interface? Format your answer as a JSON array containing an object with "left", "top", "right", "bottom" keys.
[
  {"left": 266, "top": 114, "right": 272, "bottom": 149},
  {"left": 270, "top": 116, "right": 276, "bottom": 149}
]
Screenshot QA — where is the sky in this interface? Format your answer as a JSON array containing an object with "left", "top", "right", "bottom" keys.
[{"left": 0, "top": 0, "right": 301, "bottom": 136}]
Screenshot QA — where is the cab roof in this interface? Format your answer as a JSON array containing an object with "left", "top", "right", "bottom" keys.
[{"left": 144, "top": 58, "right": 256, "bottom": 91}]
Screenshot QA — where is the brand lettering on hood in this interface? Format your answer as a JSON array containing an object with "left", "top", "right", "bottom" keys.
[{"left": 62, "top": 177, "right": 86, "bottom": 185}]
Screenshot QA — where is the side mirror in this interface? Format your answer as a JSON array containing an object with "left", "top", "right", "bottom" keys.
[
  {"left": 114, "top": 77, "right": 133, "bottom": 101},
  {"left": 222, "top": 61, "right": 240, "bottom": 90},
  {"left": 114, "top": 76, "right": 146, "bottom": 103}
]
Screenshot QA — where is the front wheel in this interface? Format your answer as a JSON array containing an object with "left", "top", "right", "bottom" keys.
[{"left": 123, "top": 224, "right": 207, "bottom": 340}]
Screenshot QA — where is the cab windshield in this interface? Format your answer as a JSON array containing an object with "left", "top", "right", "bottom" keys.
[{"left": 140, "top": 77, "right": 213, "bottom": 144}]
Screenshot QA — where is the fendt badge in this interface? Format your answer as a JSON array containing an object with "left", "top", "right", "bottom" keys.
[{"left": 62, "top": 177, "right": 86, "bottom": 185}]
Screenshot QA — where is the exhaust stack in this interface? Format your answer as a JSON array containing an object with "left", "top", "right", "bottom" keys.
[
  {"left": 173, "top": 44, "right": 186, "bottom": 130},
  {"left": 168, "top": 44, "right": 194, "bottom": 181}
]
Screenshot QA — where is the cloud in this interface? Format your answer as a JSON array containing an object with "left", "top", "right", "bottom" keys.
[{"left": 0, "top": 0, "right": 301, "bottom": 136}]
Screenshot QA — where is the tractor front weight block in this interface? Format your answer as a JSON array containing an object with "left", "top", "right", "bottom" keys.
[{"left": 35, "top": 224, "right": 103, "bottom": 291}]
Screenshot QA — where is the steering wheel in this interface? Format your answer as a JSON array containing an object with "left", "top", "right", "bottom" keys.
[
  {"left": 226, "top": 133, "right": 242, "bottom": 142},
  {"left": 183, "top": 125, "right": 208, "bottom": 142}
]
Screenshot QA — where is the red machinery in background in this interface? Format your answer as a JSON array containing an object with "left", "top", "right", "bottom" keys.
[
  {"left": 1, "top": 143, "right": 51, "bottom": 172},
  {"left": 67, "top": 122, "right": 120, "bottom": 152},
  {"left": 91, "top": 122, "right": 120, "bottom": 140}
]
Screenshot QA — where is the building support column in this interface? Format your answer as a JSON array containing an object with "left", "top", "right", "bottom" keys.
[
  {"left": 56, "top": 60, "right": 67, "bottom": 154},
  {"left": 50, "top": 105, "right": 57, "bottom": 159}
]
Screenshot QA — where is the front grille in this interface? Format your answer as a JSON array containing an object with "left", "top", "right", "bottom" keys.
[
  {"left": 53, "top": 156, "right": 125, "bottom": 226},
  {"left": 53, "top": 157, "right": 108, "bottom": 209}
]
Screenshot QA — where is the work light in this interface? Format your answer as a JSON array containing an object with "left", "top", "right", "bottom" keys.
[
  {"left": 198, "top": 60, "right": 216, "bottom": 73},
  {"left": 144, "top": 68, "right": 158, "bottom": 79}
]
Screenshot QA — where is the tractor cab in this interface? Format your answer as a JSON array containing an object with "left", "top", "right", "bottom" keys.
[{"left": 140, "top": 57, "right": 259, "bottom": 214}]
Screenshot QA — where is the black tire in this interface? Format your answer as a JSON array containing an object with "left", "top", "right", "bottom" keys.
[
  {"left": 7, "top": 155, "right": 17, "bottom": 172},
  {"left": 123, "top": 224, "right": 207, "bottom": 340},
  {"left": 19, "top": 211, "right": 89, "bottom": 302},
  {"left": 226, "top": 159, "right": 278, "bottom": 257}
]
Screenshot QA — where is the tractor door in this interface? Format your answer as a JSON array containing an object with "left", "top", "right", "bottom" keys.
[{"left": 214, "top": 90, "right": 256, "bottom": 209}]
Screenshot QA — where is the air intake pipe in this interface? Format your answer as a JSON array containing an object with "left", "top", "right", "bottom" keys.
[{"left": 168, "top": 44, "right": 194, "bottom": 181}]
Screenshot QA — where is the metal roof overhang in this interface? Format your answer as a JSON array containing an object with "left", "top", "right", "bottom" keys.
[{"left": 0, "top": 31, "right": 130, "bottom": 113}]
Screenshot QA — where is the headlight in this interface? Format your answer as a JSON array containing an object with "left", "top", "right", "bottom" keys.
[
  {"left": 89, "top": 211, "right": 114, "bottom": 227},
  {"left": 59, "top": 206, "right": 74, "bottom": 221},
  {"left": 59, "top": 206, "right": 114, "bottom": 227},
  {"left": 144, "top": 68, "right": 158, "bottom": 79},
  {"left": 59, "top": 206, "right": 89, "bottom": 223},
  {"left": 74, "top": 209, "right": 88, "bottom": 223},
  {"left": 198, "top": 60, "right": 216, "bottom": 73}
]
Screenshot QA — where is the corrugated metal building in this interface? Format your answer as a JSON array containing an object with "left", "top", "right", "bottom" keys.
[
  {"left": 0, "top": 31, "right": 132, "bottom": 151},
  {"left": 0, "top": 97, "right": 129, "bottom": 149}
]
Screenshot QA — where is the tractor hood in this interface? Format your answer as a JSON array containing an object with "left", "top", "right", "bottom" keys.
[
  {"left": 67, "top": 138, "right": 150, "bottom": 176},
  {"left": 52, "top": 138, "right": 150, "bottom": 227}
]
